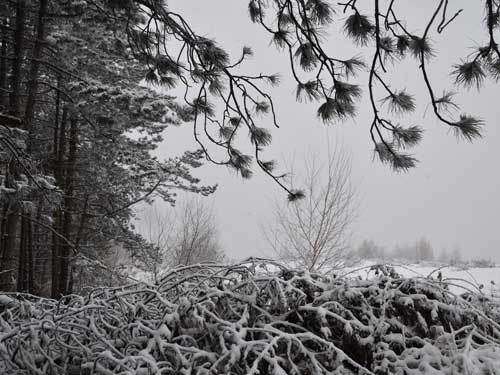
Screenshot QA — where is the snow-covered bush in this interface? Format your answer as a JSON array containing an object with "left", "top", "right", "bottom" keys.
[{"left": 1, "top": 261, "right": 500, "bottom": 374}]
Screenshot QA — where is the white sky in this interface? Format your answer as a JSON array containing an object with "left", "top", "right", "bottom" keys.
[{"left": 151, "top": 0, "right": 500, "bottom": 261}]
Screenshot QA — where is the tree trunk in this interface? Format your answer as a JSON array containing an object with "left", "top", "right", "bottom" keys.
[
  {"left": 0, "top": 19, "right": 8, "bottom": 110},
  {"left": 30, "top": 197, "right": 45, "bottom": 295},
  {"left": 16, "top": 215, "right": 28, "bottom": 292},
  {"left": 27, "top": 215, "right": 33, "bottom": 293},
  {"left": 59, "top": 114, "right": 78, "bottom": 296},
  {"left": 51, "top": 106, "right": 68, "bottom": 299},
  {"left": 9, "top": 0, "right": 25, "bottom": 118},
  {"left": 24, "top": 0, "right": 48, "bottom": 134},
  {"left": 0, "top": 0, "right": 27, "bottom": 292},
  {"left": 0, "top": 203, "right": 19, "bottom": 292},
  {"left": 50, "top": 212, "right": 61, "bottom": 299},
  {"left": 55, "top": 106, "right": 67, "bottom": 184},
  {"left": 52, "top": 77, "right": 61, "bottom": 161},
  {"left": 0, "top": 204, "right": 7, "bottom": 261},
  {"left": 19, "top": 0, "right": 49, "bottom": 294}
]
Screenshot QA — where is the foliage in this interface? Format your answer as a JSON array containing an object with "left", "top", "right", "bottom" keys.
[
  {"left": 248, "top": 0, "right": 500, "bottom": 170},
  {"left": 1, "top": 261, "right": 500, "bottom": 374},
  {"left": 0, "top": 0, "right": 215, "bottom": 297}
]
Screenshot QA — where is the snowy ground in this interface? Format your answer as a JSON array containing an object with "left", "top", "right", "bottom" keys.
[
  {"left": 340, "top": 260, "right": 500, "bottom": 297},
  {"left": 130, "top": 260, "right": 500, "bottom": 298}
]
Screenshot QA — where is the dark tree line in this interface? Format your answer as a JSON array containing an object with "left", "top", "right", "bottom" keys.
[{"left": 0, "top": 0, "right": 217, "bottom": 297}]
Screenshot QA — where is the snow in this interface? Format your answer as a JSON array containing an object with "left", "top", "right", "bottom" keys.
[
  {"left": 340, "top": 261, "right": 500, "bottom": 296},
  {"left": 2, "top": 261, "right": 499, "bottom": 374},
  {"left": 0, "top": 296, "right": 16, "bottom": 307}
]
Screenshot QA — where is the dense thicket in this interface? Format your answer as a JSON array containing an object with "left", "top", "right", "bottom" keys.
[{"left": 0, "top": 262, "right": 499, "bottom": 374}]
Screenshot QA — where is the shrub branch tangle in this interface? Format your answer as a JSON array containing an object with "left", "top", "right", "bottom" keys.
[{"left": 0, "top": 262, "right": 499, "bottom": 374}]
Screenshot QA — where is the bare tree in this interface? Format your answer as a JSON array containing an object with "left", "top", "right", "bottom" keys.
[
  {"left": 263, "top": 145, "right": 356, "bottom": 272},
  {"left": 137, "top": 198, "right": 225, "bottom": 282},
  {"left": 136, "top": 206, "right": 176, "bottom": 283},
  {"left": 170, "top": 198, "right": 225, "bottom": 267}
]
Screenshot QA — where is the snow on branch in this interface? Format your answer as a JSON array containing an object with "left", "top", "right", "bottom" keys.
[{"left": 0, "top": 261, "right": 500, "bottom": 374}]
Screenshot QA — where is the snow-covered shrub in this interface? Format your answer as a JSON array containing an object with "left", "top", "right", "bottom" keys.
[{"left": 1, "top": 261, "right": 500, "bottom": 374}]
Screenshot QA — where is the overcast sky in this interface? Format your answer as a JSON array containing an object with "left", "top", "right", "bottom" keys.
[{"left": 149, "top": 0, "right": 500, "bottom": 262}]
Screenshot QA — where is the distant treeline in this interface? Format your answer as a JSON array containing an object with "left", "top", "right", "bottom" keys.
[{"left": 356, "top": 237, "right": 462, "bottom": 264}]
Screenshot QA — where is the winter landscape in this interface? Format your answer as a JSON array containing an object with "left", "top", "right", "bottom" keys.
[{"left": 1, "top": 0, "right": 500, "bottom": 374}]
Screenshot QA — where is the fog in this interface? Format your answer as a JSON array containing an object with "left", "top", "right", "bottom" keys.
[{"left": 151, "top": 0, "right": 500, "bottom": 261}]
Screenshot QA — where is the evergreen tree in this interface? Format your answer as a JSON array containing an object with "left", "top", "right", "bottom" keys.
[{"left": 0, "top": 0, "right": 216, "bottom": 296}]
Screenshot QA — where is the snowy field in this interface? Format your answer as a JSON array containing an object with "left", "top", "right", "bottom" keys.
[
  {"left": 340, "top": 261, "right": 500, "bottom": 297},
  {"left": 130, "top": 260, "right": 500, "bottom": 297}
]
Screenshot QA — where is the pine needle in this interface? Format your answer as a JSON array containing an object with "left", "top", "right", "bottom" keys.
[
  {"left": 344, "top": 13, "right": 374, "bottom": 46},
  {"left": 294, "top": 43, "right": 318, "bottom": 71},
  {"left": 453, "top": 114, "right": 483, "bottom": 141},
  {"left": 409, "top": 37, "right": 435, "bottom": 60},
  {"left": 381, "top": 90, "right": 416, "bottom": 114},
  {"left": 392, "top": 125, "right": 423, "bottom": 148},
  {"left": 452, "top": 60, "right": 486, "bottom": 89}
]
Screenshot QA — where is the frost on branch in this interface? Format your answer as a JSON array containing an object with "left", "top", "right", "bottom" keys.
[{"left": 1, "top": 262, "right": 500, "bottom": 374}]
